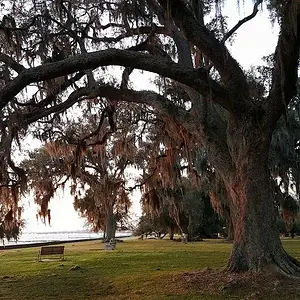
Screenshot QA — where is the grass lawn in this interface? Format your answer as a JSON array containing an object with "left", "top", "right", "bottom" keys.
[{"left": 1, "top": 238, "right": 300, "bottom": 299}]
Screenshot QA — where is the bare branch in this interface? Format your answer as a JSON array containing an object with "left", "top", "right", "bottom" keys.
[
  {"left": 24, "top": 88, "right": 89, "bottom": 124},
  {"left": 86, "top": 25, "right": 167, "bottom": 44},
  {"left": 87, "top": 131, "right": 112, "bottom": 147},
  {"left": 222, "top": 0, "right": 263, "bottom": 43},
  {"left": 82, "top": 107, "right": 109, "bottom": 142},
  {"left": 14, "top": 72, "right": 85, "bottom": 107},
  {"left": 120, "top": 67, "right": 134, "bottom": 89},
  {"left": 126, "top": 168, "right": 158, "bottom": 192},
  {"left": 98, "top": 22, "right": 125, "bottom": 30}
]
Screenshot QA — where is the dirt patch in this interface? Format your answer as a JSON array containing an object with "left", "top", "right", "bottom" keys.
[{"left": 180, "top": 268, "right": 300, "bottom": 299}]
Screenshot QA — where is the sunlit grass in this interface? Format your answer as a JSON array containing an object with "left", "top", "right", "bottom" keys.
[{"left": 0, "top": 238, "right": 299, "bottom": 299}]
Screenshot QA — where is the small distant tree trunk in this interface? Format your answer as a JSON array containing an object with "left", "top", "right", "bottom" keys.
[
  {"left": 187, "top": 213, "right": 196, "bottom": 242},
  {"left": 172, "top": 206, "right": 188, "bottom": 242},
  {"left": 169, "top": 224, "right": 175, "bottom": 240},
  {"left": 291, "top": 223, "right": 296, "bottom": 238},
  {"left": 160, "top": 233, "right": 167, "bottom": 239},
  {"left": 106, "top": 209, "right": 116, "bottom": 240}
]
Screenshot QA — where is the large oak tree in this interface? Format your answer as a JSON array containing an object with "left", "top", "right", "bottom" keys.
[{"left": 0, "top": 0, "right": 300, "bottom": 275}]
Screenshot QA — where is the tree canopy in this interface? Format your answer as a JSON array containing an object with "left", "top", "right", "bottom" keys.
[{"left": 0, "top": 0, "right": 300, "bottom": 275}]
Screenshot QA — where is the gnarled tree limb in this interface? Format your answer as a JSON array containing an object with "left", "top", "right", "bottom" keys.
[
  {"left": 157, "top": 0, "right": 253, "bottom": 114},
  {"left": 0, "top": 49, "right": 230, "bottom": 112}
]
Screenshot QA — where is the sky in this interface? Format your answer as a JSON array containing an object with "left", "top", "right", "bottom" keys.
[
  {"left": 22, "top": 1, "right": 279, "bottom": 233},
  {"left": 224, "top": 1, "right": 279, "bottom": 68}
]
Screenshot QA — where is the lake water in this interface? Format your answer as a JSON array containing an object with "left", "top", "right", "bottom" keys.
[{"left": 2, "top": 231, "right": 132, "bottom": 246}]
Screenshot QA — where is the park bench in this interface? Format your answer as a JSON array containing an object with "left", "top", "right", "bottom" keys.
[{"left": 37, "top": 246, "right": 65, "bottom": 262}]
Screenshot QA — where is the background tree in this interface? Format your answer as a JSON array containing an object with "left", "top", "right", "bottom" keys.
[
  {"left": 0, "top": 0, "right": 299, "bottom": 275},
  {"left": 141, "top": 167, "right": 224, "bottom": 240},
  {"left": 134, "top": 213, "right": 175, "bottom": 239},
  {"left": 22, "top": 110, "right": 134, "bottom": 240}
]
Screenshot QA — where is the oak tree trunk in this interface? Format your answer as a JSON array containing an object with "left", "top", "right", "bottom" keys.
[{"left": 223, "top": 118, "right": 300, "bottom": 275}]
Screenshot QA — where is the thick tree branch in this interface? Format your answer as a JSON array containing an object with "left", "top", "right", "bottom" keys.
[
  {"left": 267, "top": 2, "right": 300, "bottom": 125},
  {"left": 157, "top": 0, "right": 253, "bottom": 114},
  {"left": 90, "top": 86, "right": 200, "bottom": 133},
  {"left": 24, "top": 84, "right": 200, "bottom": 139},
  {"left": 0, "top": 53, "right": 26, "bottom": 73},
  {"left": 23, "top": 85, "right": 193, "bottom": 138},
  {"left": 0, "top": 49, "right": 230, "bottom": 112}
]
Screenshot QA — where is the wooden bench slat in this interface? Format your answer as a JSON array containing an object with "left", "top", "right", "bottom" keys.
[{"left": 38, "top": 246, "right": 65, "bottom": 261}]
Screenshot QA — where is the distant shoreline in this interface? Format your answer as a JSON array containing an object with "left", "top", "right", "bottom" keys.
[{"left": 0, "top": 236, "right": 132, "bottom": 250}]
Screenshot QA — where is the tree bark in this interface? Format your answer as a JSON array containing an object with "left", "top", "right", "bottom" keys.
[
  {"left": 223, "top": 117, "right": 300, "bottom": 275},
  {"left": 105, "top": 208, "right": 116, "bottom": 241},
  {"left": 225, "top": 218, "right": 234, "bottom": 241}
]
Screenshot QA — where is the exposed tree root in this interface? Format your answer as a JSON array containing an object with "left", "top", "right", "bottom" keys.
[
  {"left": 273, "top": 253, "right": 300, "bottom": 277},
  {"left": 226, "top": 250, "right": 300, "bottom": 277},
  {"left": 181, "top": 267, "right": 300, "bottom": 299}
]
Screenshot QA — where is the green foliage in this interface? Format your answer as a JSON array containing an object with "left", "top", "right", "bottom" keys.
[
  {"left": 138, "top": 183, "right": 223, "bottom": 240},
  {"left": 183, "top": 190, "right": 223, "bottom": 238},
  {"left": 134, "top": 213, "right": 175, "bottom": 238}
]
